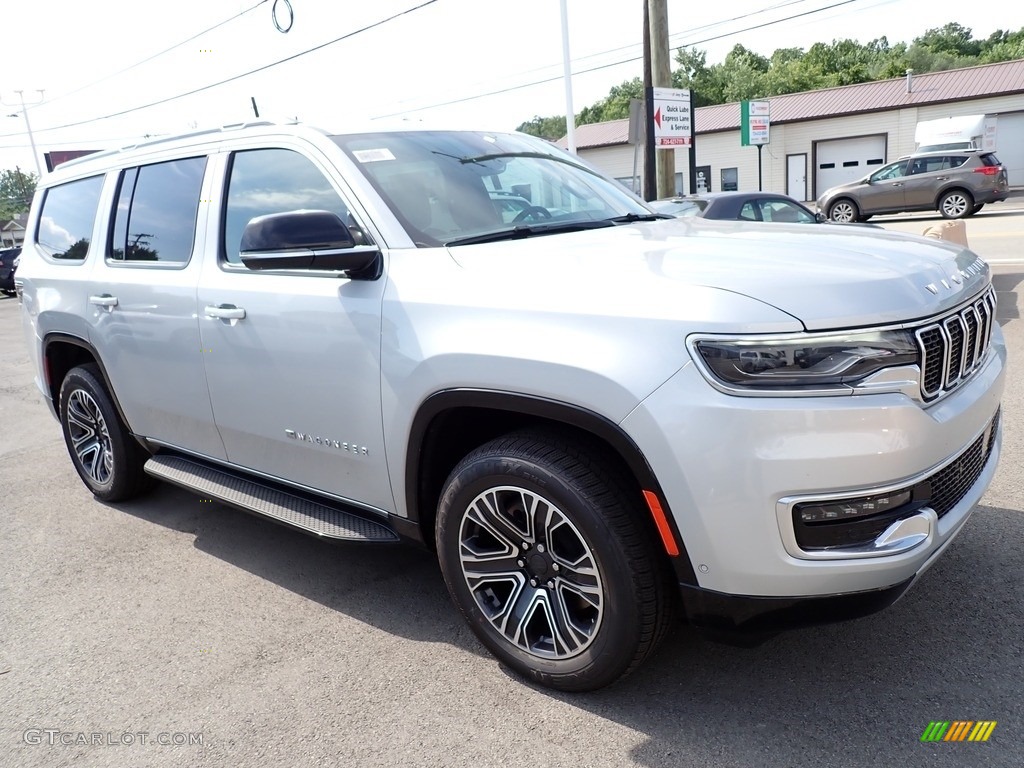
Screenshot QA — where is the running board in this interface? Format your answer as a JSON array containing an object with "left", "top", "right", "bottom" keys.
[{"left": 144, "top": 454, "right": 398, "bottom": 542}]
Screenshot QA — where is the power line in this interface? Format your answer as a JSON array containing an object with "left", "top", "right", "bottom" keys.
[
  {"left": 4, "top": 0, "right": 884, "bottom": 144},
  {"left": 37, "top": 1, "right": 270, "bottom": 109},
  {"left": 440, "top": 0, "right": 813, "bottom": 93},
  {"left": 374, "top": 0, "right": 868, "bottom": 118},
  {"left": 0, "top": 0, "right": 441, "bottom": 139}
]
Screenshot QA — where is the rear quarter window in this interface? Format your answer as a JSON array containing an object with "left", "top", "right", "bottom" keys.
[{"left": 36, "top": 175, "right": 105, "bottom": 261}]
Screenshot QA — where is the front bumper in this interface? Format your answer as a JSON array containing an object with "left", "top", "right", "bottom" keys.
[{"left": 621, "top": 327, "right": 1005, "bottom": 600}]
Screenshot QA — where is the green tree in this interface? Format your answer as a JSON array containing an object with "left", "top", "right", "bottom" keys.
[
  {"left": 979, "top": 28, "right": 1024, "bottom": 62},
  {"left": 0, "top": 167, "right": 37, "bottom": 219},
  {"left": 577, "top": 78, "right": 644, "bottom": 124},
  {"left": 915, "top": 22, "right": 981, "bottom": 57},
  {"left": 516, "top": 115, "right": 568, "bottom": 141},
  {"left": 518, "top": 22, "right": 1024, "bottom": 134}
]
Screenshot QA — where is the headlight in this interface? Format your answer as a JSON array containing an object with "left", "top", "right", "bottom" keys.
[{"left": 692, "top": 330, "right": 918, "bottom": 390}]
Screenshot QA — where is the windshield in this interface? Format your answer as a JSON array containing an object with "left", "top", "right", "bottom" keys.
[{"left": 332, "top": 130, "right": 653, "bottom": 246}]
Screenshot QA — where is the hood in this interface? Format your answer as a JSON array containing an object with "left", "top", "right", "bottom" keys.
[{"left": 446, "top": 218, "right": 990, "bottom": 331}]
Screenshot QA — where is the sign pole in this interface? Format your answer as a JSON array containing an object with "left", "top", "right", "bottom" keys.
[
  {"left": 644, "top": 86, "right": 657, "bottom": 201},
  {"left": 758, "top": 144, "right": 763, "bottom": 191},
  {"left": 688, "top": 91, "right": 697, "bottom": 194}
]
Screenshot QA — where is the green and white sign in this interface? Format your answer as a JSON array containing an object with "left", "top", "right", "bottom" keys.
[{"left": 741, "top": 101, "right": 770, "bottom": 146}]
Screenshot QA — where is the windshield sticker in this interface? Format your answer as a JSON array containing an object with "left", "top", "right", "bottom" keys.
[{"left": 353, "top": 148, "right": 396, "bottom": 163}]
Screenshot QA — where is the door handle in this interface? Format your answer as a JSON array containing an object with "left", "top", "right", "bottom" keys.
[
  {"left": 204, "top": 304, "right": 246, "bottom": 320},
  {"left": 891, "top": 182, "right": 903, "bottom": 187},
  {"left": 89, "top": 294, "right": 118, "bottom": 309}
]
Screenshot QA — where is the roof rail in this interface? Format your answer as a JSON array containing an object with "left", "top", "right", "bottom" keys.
[{"left": 57, "top": 120, "right": 297, "bottom": 170}]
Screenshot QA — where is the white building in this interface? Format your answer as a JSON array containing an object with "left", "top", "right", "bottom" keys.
[{"left": 561, "top": 58, "right": 1024, "bottom": 202}]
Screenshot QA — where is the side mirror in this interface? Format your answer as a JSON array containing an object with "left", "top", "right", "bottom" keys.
[
  {"left": 815, "top": 211, "right": 827, "bottom": 223},
  {"left": 239, "top": 209, "right": 380, "bottom": 276}
]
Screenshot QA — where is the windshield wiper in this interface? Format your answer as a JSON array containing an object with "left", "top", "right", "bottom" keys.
[
  {"left": 605, "top": 212, "right": 674, "bottom": 223},
  {"left": 441, "top": 150, "right": 606, "bottom": 179},
  {"left": 444, "top": 220, "right": 615, "bottom": 246}
]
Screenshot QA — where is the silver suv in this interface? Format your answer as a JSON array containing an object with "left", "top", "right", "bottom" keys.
[
  {"left": 818, "top": 150, "right": 1009, "bottom": 222},
  {"left": 16, "top": 122, "right": 1005, "bottom": 691}
]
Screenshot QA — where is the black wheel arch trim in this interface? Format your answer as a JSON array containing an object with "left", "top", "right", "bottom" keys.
[
  {"left": 42, "top": 333, "right": 137, "bottom": 438},
  {"left": 405, "top": 388, "right": 698, "bottom": 585}
]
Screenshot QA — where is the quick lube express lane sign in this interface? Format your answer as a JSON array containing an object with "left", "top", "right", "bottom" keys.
[{"left": 652, "top": 87, "right": 692, "bottom": 147}]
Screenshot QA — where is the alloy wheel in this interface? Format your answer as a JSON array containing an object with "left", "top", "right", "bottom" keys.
[
  {"left": 66, "top": 389, "right": 114, "bottom": 485},
  {"left": 829, "top": 200, "right": 857, "bottom": 222},
  {"left": 458, "top": 485, "right": 604, "bottom": 659}
]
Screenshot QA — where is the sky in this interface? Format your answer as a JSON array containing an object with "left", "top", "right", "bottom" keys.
[{"left": 1, "top": 0, "right": 1022, "bottom": 175}]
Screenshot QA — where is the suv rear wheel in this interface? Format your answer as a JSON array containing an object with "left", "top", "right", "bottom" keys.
[
  {"left": 59, "top": 364, "right": 153, "bottom": 502},
  {"left": 828, "top": 198, "right": 859, "bottom": 223},
  {"left": 938, "top": 189, "right": 973, "bottom": 219},
  {"left": 435, "top": 431, "right": 674, "bottom": 692}
]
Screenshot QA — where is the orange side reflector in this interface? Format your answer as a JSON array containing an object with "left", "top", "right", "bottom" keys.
[{"left": 642, "top": 490, "right": 680, "bottom": 557}]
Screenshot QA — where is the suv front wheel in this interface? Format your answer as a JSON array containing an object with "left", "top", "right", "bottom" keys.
[
  {"left": 828, "top": 198, "right": 860, "bottom": 223},
  {"left": 435, "top": 431, "right": 675, "bottom": 692}
]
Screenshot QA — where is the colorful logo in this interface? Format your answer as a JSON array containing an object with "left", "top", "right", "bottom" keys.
[{"left": 921, "top": 721, "right": 997, "bottom": 742}]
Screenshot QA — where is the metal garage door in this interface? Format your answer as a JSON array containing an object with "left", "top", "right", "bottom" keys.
[
  {"left": 815, "top": 135, "right": 886, "bottom": 198},
  {"left": 994, "top": 112, "right": 1024, "bottom": 187}
]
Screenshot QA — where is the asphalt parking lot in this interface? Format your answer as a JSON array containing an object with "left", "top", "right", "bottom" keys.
[{"left": 1, "top": 240, "right": 1022, "bottom": 767}]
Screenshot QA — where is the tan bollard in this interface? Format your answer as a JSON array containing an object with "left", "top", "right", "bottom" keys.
[{"left": 922, "top": 219, "right": 969, "bottom": 247}]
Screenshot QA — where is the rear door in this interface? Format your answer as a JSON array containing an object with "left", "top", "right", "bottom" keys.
[
  {"left": 86, "top": 155, "right": 227, "bottom": 460},
  {"left": 902, "top": 155, "right": 966, "bottom": 208}
]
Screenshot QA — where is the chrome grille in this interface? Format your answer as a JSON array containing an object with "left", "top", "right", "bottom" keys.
[{"left": 915, "top": 287, "right": 996, "bottom": 401}]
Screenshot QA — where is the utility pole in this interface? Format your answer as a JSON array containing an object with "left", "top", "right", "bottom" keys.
[
  {"left": 648, "top": 0, "right": 674, "bottom": 199},
  {"left": 642, "top": 2, "right": 656, "bottom": 201},
  {"left": 13, "top": 90, "right": 44, "bottom": 177}
]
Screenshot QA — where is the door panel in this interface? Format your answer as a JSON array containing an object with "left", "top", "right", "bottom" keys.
[
  {"left": 198, "top": 146, "right": 392, "bottom": 512},
  {"left": 87, "top": 157, "right": 226, "bottom": 459}
]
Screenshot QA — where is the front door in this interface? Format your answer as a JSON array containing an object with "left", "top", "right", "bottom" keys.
[
  {"left": 856, "top": 160, "right": 910, "bottom": 214},
  {"left": 197, "top": 145, "right": 393, "bottom": 513}
]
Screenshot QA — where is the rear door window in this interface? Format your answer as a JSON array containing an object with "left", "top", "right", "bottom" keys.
[
  {"left": 36, "top": 175, "right": 105, "bottom": 261},
  {"left": 109, "top": 157, "right": 207, "bottom": 263}
]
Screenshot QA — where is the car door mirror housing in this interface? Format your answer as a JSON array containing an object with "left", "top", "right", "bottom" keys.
[{"left": 239, "top": 209, "right": 380, "bottom": 276}]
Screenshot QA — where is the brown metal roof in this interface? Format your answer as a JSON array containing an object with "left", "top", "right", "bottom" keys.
[{"left": 562, "top": 58, "right": 1024, "bottom": 148}]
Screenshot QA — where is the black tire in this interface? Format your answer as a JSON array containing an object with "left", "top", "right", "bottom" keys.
[
  {"left": 58, "top": 364, "right": 153, "bottom": 502},
  {"left": 938, "top": 189, "right": 973, "bottom": 219},
  {"left": 436, "top": 431, "right": 676, "bottom": 692},
  {"left": 827, "top": 198, "right": 859, "bottom": 223}
]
